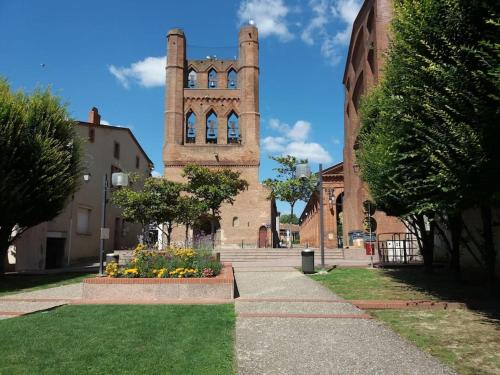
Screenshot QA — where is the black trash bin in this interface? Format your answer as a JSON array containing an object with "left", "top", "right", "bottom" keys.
[
  {"left": 301, "top": 249, "right": 315, "bottom": 274},
  {"left": 106, "top": 253, "right": 119, "bottom": 265}
]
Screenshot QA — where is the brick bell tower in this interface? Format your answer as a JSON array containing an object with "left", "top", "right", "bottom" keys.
[{"left": 163, "top": 25, "right": 277, "bottom": 248}]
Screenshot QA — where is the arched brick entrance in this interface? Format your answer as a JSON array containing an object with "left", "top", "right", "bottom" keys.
[{"left": 258, "top": 226, "right": 267, "bottom": 248}]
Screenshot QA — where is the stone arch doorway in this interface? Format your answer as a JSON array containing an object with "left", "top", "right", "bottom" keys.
[{"left": 258, "top": 225, "right": 267, "bottom": 248}]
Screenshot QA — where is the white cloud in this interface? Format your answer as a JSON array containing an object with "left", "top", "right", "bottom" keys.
[
  {"left": 151, "top": 170, "right": 162, "bottom": 178},
  {"left": 262, "top": 136, "right": 286, "bottom": 152},
  {"left": 100, "top": 119, "right": 110, "bottom": 125},
  {"left": 238, "top": 0, "right": 293, "bottom": 40},
  {"left": 109, "top": 56, "right": 165, "bottom": 88},
  {"left": 301, "top": 0, "right": 329, "bottom": 45},
  {"left": 286, "top": 141, "right": 332, "bottom": 163},
  {"left": 332, "top": 137, "right": 341, "bottom": 145},
  {"left": 262, "top": 118, "right": 332, "bottom": 163},
  {"left": 299, "top": 0, "right": 362, "bottom": 65}
]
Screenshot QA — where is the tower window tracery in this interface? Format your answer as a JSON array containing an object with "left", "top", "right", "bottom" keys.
[
  {"left": 206, "top": 111, "right": 218, "bottom": 144},
  {"left": 187, "top": 69, "right": 197, "bottom": 88},
  {"left": 227, "top": 69, "right": 237, "bottom": 89},
  {"left": 185, "top": 111, "right": 196, "bottom": 143},
  {"left": 208, "top": 69, "right": 218, "bottom": 88},
  {"left": 227, "top": 112, "right": 239, "bottom": 144}
]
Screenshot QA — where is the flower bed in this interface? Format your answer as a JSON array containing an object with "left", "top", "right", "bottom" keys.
[
  {"left": 83, "top": 246, "right": 234, "bottom": 301},
  {"left": 105, "top": 245, "right": 222, "bottom": 279}
]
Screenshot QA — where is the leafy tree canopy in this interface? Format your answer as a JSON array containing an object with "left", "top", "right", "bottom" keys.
[
  {"left": 279, "top": 213, "right": 299, "bottom": 225},
  {"left": 0, "top": 79, "right": 81, "bottom": 272}
]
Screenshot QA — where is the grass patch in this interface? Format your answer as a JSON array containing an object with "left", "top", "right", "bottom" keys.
[
  {"left": 0, "top": 272, "right": 95, "bottom": 297},
  {"left": 0, "top": 304, "right": 235, "bottom": 374},
  {"left": 372, "top": 309, "right": 500, "bottom": 375},
  {"left": 310, "top": 267, "right": 497, "bottom": 301}
]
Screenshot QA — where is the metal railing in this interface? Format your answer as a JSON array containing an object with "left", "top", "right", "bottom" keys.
[{"left": 377, "top": 232, "right": 422, "bottom": 264}]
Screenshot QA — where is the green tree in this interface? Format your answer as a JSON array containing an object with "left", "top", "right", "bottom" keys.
[
  {"left": 113, "top": 177, "right": 184, "bottom": 247},
  {"left": 358, "top": 0, "right": 499, "bottom": 279},
  {"left": 176, "top": 196, "right": 208, "bottom": 246},
  {"left": 183, "top": 165, "right": 248, "bottom": 247},
  {"left": 263, "top": 155, "right": 317, "bottom": 248},
  {"left": 280, "top": 213, "right": 299, "bottom": 225},
  {"left": 0, "top": 80, "right": 81, "bottom": 273}
]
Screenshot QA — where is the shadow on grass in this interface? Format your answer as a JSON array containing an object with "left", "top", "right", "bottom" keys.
[
  {"left": 381, "top": 267, "right": 500, "bottom": 324},
  {"left": 0, "top": 272, "right": 94, "bottom": 296}
]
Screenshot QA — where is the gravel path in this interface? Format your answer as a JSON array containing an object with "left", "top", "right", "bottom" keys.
[{"left": 235, "top": 269, "right": 456, "bottom": 375}]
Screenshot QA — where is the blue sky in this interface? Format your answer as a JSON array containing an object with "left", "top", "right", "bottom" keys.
[{"left": 0, "top": 0, "right": 361, "bottom": 214}]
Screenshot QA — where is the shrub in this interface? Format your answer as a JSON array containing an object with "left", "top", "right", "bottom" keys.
[{"left": 108, "top": 246, "right": 222, "bottom": 278}]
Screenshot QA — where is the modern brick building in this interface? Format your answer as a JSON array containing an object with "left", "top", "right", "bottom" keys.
[
  {"left": 163, "top": 25, "right": 278, "bottom": 248},
  {"left": 10, "top": 108, "right": 153, "bottom": 271},
  {"left": 342, "top": 0, "right": 404, "bottom": 246},
  {"left": 299, "top": 163, "right": 344, "bottom": 249}
]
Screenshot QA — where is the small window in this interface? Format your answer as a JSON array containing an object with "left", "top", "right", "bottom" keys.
[
  {"left": 135, "top": 156, "right": 140, "bottom": 169},
  {"left": 187, "top": 69, "right": 197, "bottom": 88},
  {"left": 206, "top": 111, "right": 218, "bottom": 144},
  {"left": 113, "top": 141, "right": 120, "bottom": 159},
  {"left": 186, "top": 111, "right": 196, "bottom": 143},
  {"left": 77, "top": 207, "right": 91, "bottom": 234},
  {"left": 232, "top": 217, "right": 240, "bottom": 227},
  {"left": 208, "top": 69, "right": 217, "bottom": 89},
  {"left": 89, "top": 128, "right": 95, "bottom": 143},
  {"left": 227, "top": 69, "right": 237, "bottom": 89},
  {"left": 227, "top": 112, "right": 239, "bottom": 144}
]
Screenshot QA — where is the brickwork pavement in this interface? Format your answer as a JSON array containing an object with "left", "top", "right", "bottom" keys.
[{"left": 234, "top": 268, "right": 456, "bottom": 374}]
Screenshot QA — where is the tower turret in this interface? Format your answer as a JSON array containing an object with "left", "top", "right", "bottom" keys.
[
  {"left": 164, "top": 28, "right": 186, "bottom": 149},
  {"left": 238, "top": 25, "right": 259, "bottom": 145}
]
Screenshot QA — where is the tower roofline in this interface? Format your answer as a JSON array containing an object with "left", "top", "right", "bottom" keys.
[{"left": 167, "top": 28, "right": 185, "bottom": 36}]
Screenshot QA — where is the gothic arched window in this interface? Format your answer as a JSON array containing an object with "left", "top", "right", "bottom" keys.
[
  {"left": 187, "top": 69, "right": 197, "bottom": 88},
  {"left": 227, "top": 69, "right": 237, "bottom": 89},
  {"left": 186, "top": 111, "right": 196, "bottom": 143},
  {"left": 208, "top": 69, "right": 217, "bottom": 89},
  {"left": 206, "top": 111, "right": 218, "bottom": 144},
  {"left": 227, "top": 112, "right": 239, "bottom": 144}
]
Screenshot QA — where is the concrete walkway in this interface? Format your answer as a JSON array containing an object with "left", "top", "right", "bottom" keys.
[
  {"left": 0, "top": 284, "right": 82, "bottom": 319},
  {"left": 234, "top": 268, "right": 455, "bottom": 375}
]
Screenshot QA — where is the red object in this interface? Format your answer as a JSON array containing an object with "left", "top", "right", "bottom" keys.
[{"left": 365, "top": 242, "right": 375, "bottom": 255}]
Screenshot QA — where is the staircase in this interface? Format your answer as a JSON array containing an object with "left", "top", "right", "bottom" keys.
[{"left": 217, "top": 247, "right": 344, "bottom": 267}]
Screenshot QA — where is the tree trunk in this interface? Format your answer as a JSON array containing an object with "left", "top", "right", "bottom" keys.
[
  {"left": 185, "top": 224, "right": 189, "bottom": 248},
  {"left": 0, "top": 225, "right": 12, "bottom": 275},
  {"left": 480, "top": 205, "right": 497, "bottom": 289},
  {"left": 210, "top": 210, "right": 216, "bottom": 250},
  {"left": 166, "top": 222, "right": 173, "bottom": 247},
  {"left": 289, "top": 203, "right": 294, "bottom": 249},
  {"left": 417, "top": 215, "right": 434, "bottom": 273},
  {"left": 449, "top": 213, "right": 462, "bottom": 281}
]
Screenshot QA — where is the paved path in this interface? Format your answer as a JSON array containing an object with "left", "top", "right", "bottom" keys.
[
  {"left": 234, "top": 268, "right": 455, "bottom": 375},
  {"left": 0, "top": 284, "right": 82, "bottom": 319}
]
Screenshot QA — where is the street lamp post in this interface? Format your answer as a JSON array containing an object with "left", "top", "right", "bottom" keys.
[{"left": 87, "top": 172, "right": 129, "bottom": 276}]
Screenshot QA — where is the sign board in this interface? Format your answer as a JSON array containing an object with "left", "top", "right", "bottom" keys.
[
  {"left": 362, "top": 200, "right": 376, "bottom": 216},
  {"left": 100, "top": 227, "right": 110, "bottom": 240},
  {"left": 363, "top": 233, "right": 377, "bottom": 243}
]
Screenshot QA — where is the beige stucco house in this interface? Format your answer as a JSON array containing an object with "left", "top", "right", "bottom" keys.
[{"left": 10, "top": 108, "right": 153, "bottom": 271}]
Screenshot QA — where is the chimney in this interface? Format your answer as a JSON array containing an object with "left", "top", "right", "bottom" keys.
[{"left": 88, "top": 107, "right": 101, "bottom": 125}]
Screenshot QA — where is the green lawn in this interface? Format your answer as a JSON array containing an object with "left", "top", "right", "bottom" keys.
[
  {"left": 310, "top": 267, "right": 500, "bottom": 375},
  {"left": 0, "top": 272, "right": 95, "bottom": 297},
  {"left": 373, "top": 309, "right": 500, "bottom": 375},
  {"left": 0, "top": 304, "right": 235, "bottom": 374},
  {"left": 310, "top": 267, "right": 496, "bottom": 301}
]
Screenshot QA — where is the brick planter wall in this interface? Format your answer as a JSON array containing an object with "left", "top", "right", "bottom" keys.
[{"left": 82, "top": 263, "right": 234, "bottom": 301}]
